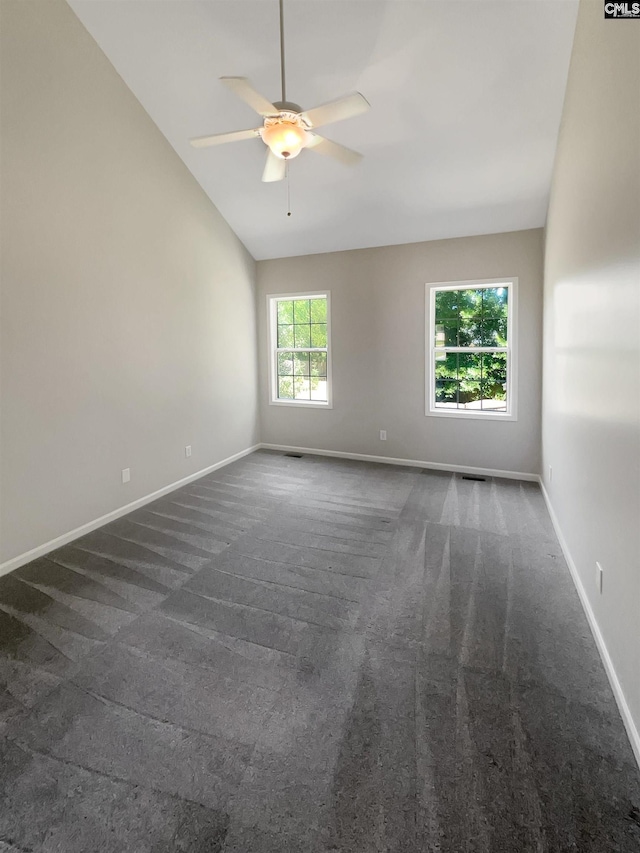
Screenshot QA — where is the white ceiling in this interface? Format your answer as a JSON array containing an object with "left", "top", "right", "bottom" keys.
[{"left": 67, "top": 0, "right": 578, "bottom": 261}]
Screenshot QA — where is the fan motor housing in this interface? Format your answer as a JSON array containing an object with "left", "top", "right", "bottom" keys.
[{"left": 273, "top": 100, "right": 303, "bottom": 115}]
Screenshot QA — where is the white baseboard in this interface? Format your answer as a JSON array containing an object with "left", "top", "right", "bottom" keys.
[
  {"left": 259, "top": 443, "right": 539, "bottom": 482},
  {"left": 539, "top": 478, "right": 640, "bottom": 770},
  {"left": 0, "top": 443, "right": 261, "bottom": 579}
]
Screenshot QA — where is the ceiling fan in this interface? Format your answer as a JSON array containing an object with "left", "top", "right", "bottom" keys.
[{"left": 189, "top": 0, "right": 370, "bottom": 182}]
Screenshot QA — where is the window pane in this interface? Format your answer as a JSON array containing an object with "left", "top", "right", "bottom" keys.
[
  {"left": 310, "top": 323, "right": 327, "bottom": 347},
  {"left": 458, "top": 289, "right": 482, "bottom": 318},
  {"left": 271, "top": 294, "right": 330, "bottom": 405},
  {"left": 481, "top": 317, "right": 508, "bottom": 346},
  {"left": 434, "top": 352, "right": 457, "bottom": 379},
  {"left": 294, "top": 376, "right": 310, "bottom": 400},
  {"left": 458, "top": 352, "right": 481, "bottom": 380},
  {"left": 482, "top": 287, "right": 508, "bottom": 319},
  {"left": 277, "top": 352, "right": 293, "bottom": 376},
  {"left": 481, "top": 352, "right": 507, "bottom": 383},
  {"left": 278, "top": 376, "right": 294, "bottom": 399},
  {"left": 481, "top": 382, "right": 507, "bottom": 411},
  {"left": 458, "top": 318, "right": 482, "bottom": 347},
  {"left": 435, "top": 380, "right": 458, "bottom": 406},
  {"left": 310, "top": 352, "right": 327, "bottom": 377},
  {"left": 435, "top": 321, "right": 458, "bottom": 347},
  {"left": 310, "top": 377, "right": 328, "bottom": 402},
  {"left": 278, "top": 324, "right": 294, "bottom": 348},
  {"left": 430, "top": 284, "right": 511, "bottom": 416},
  {"left": 277, "top": 300, "right": 294, "bottom": 324},
  {"left": 459, "top": 381, "right": 481, "bottom": 407},
  {"left": 481, "top": 353, "right": 507, "bottom": 409},
  {"left": 294, "top": 324, "right": 311, "bottom": 347},
  {"left": 310, "top": 298, "right": 327, "bottom": 323},
  {"left": 293, "top": 300, "right": 310, "bottom": 323},
  {"left": 435, "top": 290, "right": 458, "bottom": 320},
  {"left": 293, "top": 352, "right": 310, "bottom": 376}
]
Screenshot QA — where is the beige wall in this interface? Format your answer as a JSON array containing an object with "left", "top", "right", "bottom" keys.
[
  {"left": 257, "top": 229, "right": 543, "bottom": 476},
  {"left": 0, "top": 0, "right": 259, "bottom": 565},
  {"left": 542, "top": 1, "right": 640, "bottom": 749}
]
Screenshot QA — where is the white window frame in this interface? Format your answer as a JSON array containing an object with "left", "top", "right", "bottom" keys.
[
  {"left": 268, "top": 291, "right": 332, "bottom": 409},
  {"left": 425, "top": 278, "right": 518, "bottom": 421}
]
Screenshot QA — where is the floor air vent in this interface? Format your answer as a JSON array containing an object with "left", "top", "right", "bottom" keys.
[
  {"left": 284, "top": 453, "right": 303, "bottom": 458},
  {"left": 462, "top": 475, "right": 486, "bottom": 482}
]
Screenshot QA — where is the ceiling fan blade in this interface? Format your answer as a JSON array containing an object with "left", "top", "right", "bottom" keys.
[
  {"left": 190, "top": 128, "right": 261, "bottom": 148},
  {"left": 301, "top": 92, "right": 370, "bottom": 129},
  {"left": 306, "top": 134, "right": 363, "bottom": 167},
  {"left": 220, "top": 76, "right": 279, "bottom": 117},
  {"left": 262, "top": 149, "right": 287, "bottom": 183}
]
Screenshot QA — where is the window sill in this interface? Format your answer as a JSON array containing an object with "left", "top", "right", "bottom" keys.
[
  {"left": 426, "top": 408, "right": 517, "bottom": 422},
  {"left": 270, "top": 399, "right": 332, "bottom": 410}
]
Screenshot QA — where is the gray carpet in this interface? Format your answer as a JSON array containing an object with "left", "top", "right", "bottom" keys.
[{"left": 0, "top": 450, "right": 638, "bottom": 852}]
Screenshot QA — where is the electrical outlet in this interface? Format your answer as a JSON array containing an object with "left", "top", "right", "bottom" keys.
[
  {"left": 548, "top": 465, "right": 553, "bottom": 482},
  {"left": 121, "top": 467, "right": 131, "bottom": 484},
  {"left": 379, "top": 430, "right": 387, "bottom": 441},
  {"left": 185, "top": 445, "right": 192, "bottom": 458},
  {"left": 596, "top": 561, "right": 603, "bottom": 594}
]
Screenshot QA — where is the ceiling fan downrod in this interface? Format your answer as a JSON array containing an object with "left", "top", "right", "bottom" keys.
[{"left": 279, "top": 0, "right": 286, "bottom": 104}]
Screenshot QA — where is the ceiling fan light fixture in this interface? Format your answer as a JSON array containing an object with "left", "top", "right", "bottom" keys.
[
  {"left": 189, "top": 0, "right": 370, "bottom": 180},
  {"left": 261, "top": 118, "right": 308, "bottom": 160}
]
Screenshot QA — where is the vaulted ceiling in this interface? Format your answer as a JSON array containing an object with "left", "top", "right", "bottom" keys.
[{"left": 67, "top": 0, "right": 579, "bottom": 260}]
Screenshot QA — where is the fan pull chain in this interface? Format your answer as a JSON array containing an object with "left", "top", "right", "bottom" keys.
[{"left": 286, "top": 163, "right": 292, "bottom": 217}]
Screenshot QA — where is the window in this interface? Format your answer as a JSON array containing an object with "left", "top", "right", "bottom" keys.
[
  {"left": 426, "top": 279, "right": 517, "bottom": 420},
  {"left": 268, "top": 292, "right": 331, "bottom": 407}
]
